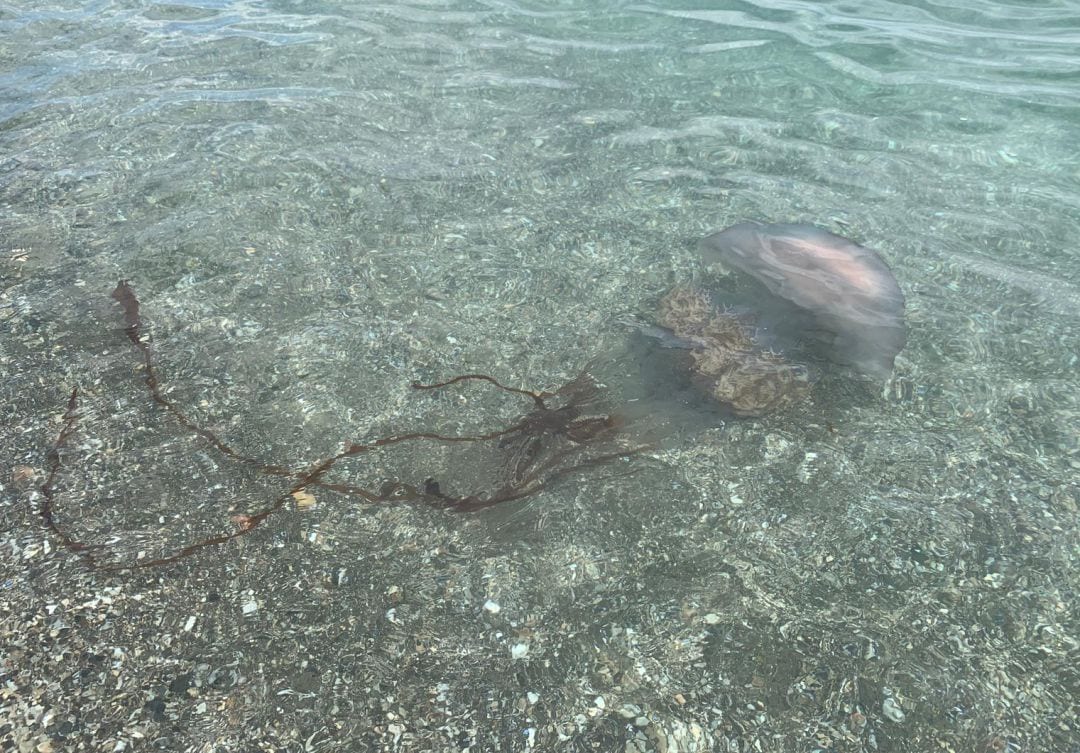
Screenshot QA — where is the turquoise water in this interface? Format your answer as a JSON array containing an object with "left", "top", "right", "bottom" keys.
[{"left": 2, "top": 2, "right": 1078, "bottom": 751}]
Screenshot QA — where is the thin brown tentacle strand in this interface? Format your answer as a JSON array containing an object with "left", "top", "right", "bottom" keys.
[
  {"left": 111, "top": 280, "right": 294, "bottom": 478},
  {"left": 38, "top": 388, "right": 109, "bottom": 568},
  {"left": 412, "top": 373, "right": 553, "bottom": 407}
]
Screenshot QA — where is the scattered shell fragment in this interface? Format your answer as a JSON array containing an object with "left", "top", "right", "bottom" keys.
[
  {"left": 12, "top": 465, "right": 37, "bottom": 484},
  {"left": 882, "top": 696, "right": 906, "bottom": 722},
  {"left": 292, "top": 488, "right": 317, "bottom": 509},
  {"left": 618, "top": 703, "right": 642, "bottom": 719},
  {"left": 230, "top": 514, "right": 256, "bottom": 531}
]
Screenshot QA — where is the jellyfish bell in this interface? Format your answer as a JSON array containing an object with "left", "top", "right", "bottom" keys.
[{"left": 698, "top": 222, "right": 907, "bottom": 380}]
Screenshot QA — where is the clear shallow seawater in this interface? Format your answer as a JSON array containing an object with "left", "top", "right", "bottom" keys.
[{"left": 2, "top": 1, "right": 1078, "bottom": 751}]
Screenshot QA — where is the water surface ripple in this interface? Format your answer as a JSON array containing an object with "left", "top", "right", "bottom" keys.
[{"left": 1, "top": 1, "right": 1078, "bottom": 752}]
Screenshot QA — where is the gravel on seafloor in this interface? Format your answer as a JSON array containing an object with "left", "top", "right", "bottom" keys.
[{"left": 2, "top": 160, "right": 1078, "bottom": 753}]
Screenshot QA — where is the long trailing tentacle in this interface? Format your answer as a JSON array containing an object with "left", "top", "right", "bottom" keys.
[{"left": 40, "top": 281, "right": 649, "bottom": 570}]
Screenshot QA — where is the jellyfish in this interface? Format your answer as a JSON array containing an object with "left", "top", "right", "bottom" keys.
[{"left": 698, "top": 222, "right": 907, "bottom": 380}]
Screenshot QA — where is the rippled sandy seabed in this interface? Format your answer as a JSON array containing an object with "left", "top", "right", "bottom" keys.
[{"left": 2, "top": 1, "right": 1078, "bottom": 751}]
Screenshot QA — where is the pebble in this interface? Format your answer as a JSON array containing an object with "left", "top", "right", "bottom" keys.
[
  {"left": 618, "top": 703, "right": 641, "bottom": 719},
  {"left": 483, "top": 600, "right": 501, "bottom": 614},
  {"left": 882, "top": 696, "right": 906, "bottom": 722},
  {"left": 510, "top": 643, "right": 529, "bottom": 659}
]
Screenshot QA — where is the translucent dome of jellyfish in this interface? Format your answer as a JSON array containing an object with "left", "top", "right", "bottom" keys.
[{"left": 698, "top": 222, "right": 907, "bottom": 381}]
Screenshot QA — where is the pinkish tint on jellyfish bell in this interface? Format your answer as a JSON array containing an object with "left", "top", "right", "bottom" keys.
[{"left": 698, "top": 222, "right": 907, "bottom": 380}]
